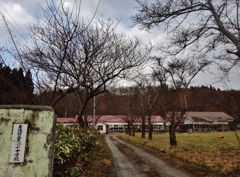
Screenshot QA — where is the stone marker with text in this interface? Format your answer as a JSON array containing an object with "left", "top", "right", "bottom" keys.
[{"left": 0, "top": 105, "right": 56, "bottom": 177}]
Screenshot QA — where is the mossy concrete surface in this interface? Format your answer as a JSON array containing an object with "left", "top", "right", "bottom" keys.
[{"left": 0, "top": 105, "right": 56, "bottom": 177}]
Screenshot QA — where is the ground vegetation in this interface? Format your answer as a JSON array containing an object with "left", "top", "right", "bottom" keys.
[
  {"left": 120, "top": 131, "right": 240, "bottom": 177},
  {"left": 53, "top": 124, "right": 115, "bottom": 177}
]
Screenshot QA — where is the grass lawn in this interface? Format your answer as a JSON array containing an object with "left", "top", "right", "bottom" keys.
[{"left": 118, "top": 131, "right": 240, "bottom": 177}]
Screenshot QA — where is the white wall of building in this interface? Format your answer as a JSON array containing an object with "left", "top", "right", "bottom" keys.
[{"left": 96, "top": 123, "right": 107, "bottom": 134}]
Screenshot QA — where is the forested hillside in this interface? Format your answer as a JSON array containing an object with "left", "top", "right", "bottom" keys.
[
  {"left": 54, "top": 86, "right": 240, "bottom": 119},
  {"left": 1, "top": 63, "right": 239, "bottom": 119}
]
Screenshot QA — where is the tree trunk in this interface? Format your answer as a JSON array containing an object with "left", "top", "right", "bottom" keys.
[
  {"left": 84, "top": 114, "right": 88, "bottom": 127},
  {"left": 169, "top": 124, "right": 177, "bottom": 146},
  {"left": 141, "top": 116, "right": 145, "bottom": 138},
  {"left": 148, "top": 124, "right": 153, "bottom": 140},
  {"left": 77, "top": 98, "right": 89, "bottom": 128},
  {"left": 131, "top": 121, "right": 135, "bottom": 137},
  {"left": 78, "top": 114, "right": 84, "bottom": 128},
  {"left": 148, "top": 113, "right": 153, "bottom": 140},
  {"left": 128, "top": 122, "right": 131, "bottom": 136}
]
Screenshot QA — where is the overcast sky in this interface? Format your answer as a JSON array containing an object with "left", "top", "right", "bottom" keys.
[{"left": 0, "top": 0, "right": 239, "bottom": 90}]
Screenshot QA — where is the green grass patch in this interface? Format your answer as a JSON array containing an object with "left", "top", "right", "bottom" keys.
[{"left": 118, "top": 131, "right": 240, "bottom": 176}]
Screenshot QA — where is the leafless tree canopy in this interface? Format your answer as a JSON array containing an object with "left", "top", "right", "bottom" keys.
[
  {"left": 153, "top": 56, "right": 211, "bottom": 90},
  {"left": 19, "top": 1, "right": 151, "bottom": 99},
  {"left": 134, "top": 74, "right": 159, "bottom": 139},
  {"left": 152, "top": 56, "right": 210, "bottom": 145},
  {"left": 133, "top": 0, "right": 240, "bottom": 74},
  {"left": 14, "top": 1, "right": 151, "bottom": 127}
]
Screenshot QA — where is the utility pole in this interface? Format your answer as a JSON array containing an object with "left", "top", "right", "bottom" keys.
[{"left": 93, "top": 96, "right": 96, "bottom": 127}]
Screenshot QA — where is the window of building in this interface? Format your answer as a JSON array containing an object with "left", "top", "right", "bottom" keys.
[
  {"left": 98, "top": 125, "right": 103, "bottom": 130},
  {"left": 154, "top": 125, "right": 163, "bottom": 130},
  {"left": 118, "top": 125, "right": 123, "bottom": 130},
  {"left": 114, "top": 125, "right": 118, "bottom": 130}
]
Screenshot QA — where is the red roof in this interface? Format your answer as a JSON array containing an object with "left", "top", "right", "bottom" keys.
[
  {"left": 57, "top": 115, "right": 164, "bottom": 123},
  {"left": 184, "top": 112, "right": 234, "bottom": 122},
  {"left": 57, "top": 117, "right": 78, "bottom": 123}
]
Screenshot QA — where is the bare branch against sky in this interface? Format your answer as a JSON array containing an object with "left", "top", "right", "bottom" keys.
[{"left": 0, "top": 0, "right": 239, "bottom": 89}]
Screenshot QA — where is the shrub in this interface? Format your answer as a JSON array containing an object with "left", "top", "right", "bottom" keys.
[{"left": 53, "top": 124, "right": 98, "bottom": 177}]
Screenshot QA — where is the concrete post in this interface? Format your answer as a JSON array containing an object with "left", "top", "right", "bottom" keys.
[{"left": 0, "top": 105, "right": 56, "bottom": 177}]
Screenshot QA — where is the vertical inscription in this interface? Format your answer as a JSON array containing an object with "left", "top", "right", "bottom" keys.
[{"left": 9, "top": 124, "right": 28, "bottom": 163}]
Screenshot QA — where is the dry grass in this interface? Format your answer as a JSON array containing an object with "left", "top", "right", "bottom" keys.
[
  {"left": 118, "top": 131, "right": 240, "bottom": 176},
  {"left": 82, "top": 133, "right": 117, "bottom": 177}
]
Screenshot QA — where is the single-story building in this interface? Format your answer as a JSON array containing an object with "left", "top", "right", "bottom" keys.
[
  {"left": 57, "top": 112, "right": 234, "bottom": 133},
  {"left": 95, "top": 115, "right": 165, "bottom": 133},
  {"left": 57, "top": 115, "right": 165, "bottom": 134},
  {"left": 177, "top": 112, "right": 234, "bottom": 132}
]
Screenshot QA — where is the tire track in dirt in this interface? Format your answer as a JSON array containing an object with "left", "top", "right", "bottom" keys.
[
  {"left": 105, "top": 134, "right": 194, "bottom": 177},
  {"left": 105, "top": 134, "right": 147, "bottom": 177},
  {"left": 114, "top": 137, "right": 161, "bottom": 177}
]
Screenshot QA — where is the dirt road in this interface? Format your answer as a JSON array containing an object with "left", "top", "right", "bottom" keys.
[{"left": 105, "top": 134, "right": 194, "bottom": 177}]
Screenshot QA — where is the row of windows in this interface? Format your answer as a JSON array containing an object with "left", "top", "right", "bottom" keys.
[
  {"left": 109, "top": 125, "right": 124, "bottom": 130},
  {"left": 193, "top": 124, "right": 229, "bottom": 128},
  {"left": 154, "top": 125, "right": 164, "bottom": 130},
  {"left": 107, "top": 124, "right": 164, "bottom": 130}
]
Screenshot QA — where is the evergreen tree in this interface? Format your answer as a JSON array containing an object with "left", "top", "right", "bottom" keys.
[
  {"left": 0, "top": 63, "right": 35, "bottom": 104},
  {"left": 25, "top": 70, "right": 34, "bottom": 94}
]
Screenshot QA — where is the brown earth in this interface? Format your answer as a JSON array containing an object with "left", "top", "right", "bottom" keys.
[{"left": 105, "top": 134, "right": 194, "bottom": 177}]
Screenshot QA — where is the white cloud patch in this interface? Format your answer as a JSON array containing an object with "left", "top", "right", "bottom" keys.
[{"left": 0, "top": 0, "right": 239, "bottom": 89}]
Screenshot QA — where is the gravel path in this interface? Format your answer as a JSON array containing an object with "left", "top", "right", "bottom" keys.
[
  {"left": 105, "top": 134, "right": 194, "bottom": 177},
  {"left": 105, "top": 134, "right": 147, "bottom": 177}
]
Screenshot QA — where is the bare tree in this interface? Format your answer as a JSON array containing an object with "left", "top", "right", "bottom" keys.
[
  {"left": 152, "top": 56, "right": 210, "bottom": 145},
  {"left": 133, "top": 73, "right": 159, "bottom": 140},
  {"left": 114, "top": 89, "right": 138, "bottom": 136},
  {"left": 13, "top": 1, "right": 152, "bottom": 127},
  {"left": 217, "top": 91, "right": 240, "bottom": 144},
  {"left": 122, "top": 115, "right": 138, "bottom": 136},
  {"left": 133, "top": 0, "right": 240, "bottom": 77}
]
